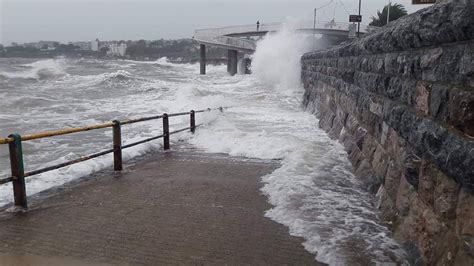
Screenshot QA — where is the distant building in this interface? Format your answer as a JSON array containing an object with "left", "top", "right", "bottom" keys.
[
  {"left": 70, "top": 42, "right": 91, "bottom": 50},
  {"left": 91, "top": 38, "right": 100, "bottom": 52},
  {"left": 107, "top": 42, "right": 127, "bottom": 57},
  {"left": 34, "top": 41, "right": 58, "bottom": 50}
]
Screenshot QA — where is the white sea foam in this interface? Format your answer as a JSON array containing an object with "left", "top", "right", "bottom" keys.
[{"left": 0, "top": 58, "right": 69, "bottom": 79}]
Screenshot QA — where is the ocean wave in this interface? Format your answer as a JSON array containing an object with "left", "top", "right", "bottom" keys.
[{"left": 0, "top": 58, "right": 69, "bottom": 80}]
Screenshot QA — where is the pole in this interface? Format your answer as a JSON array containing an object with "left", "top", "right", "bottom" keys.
[
  {"left": 357, "top": 0, "right": 361, "bottom": 37},
  {"left": 200, "top": 44, "right": 206, "bottom": 75},
  {"left": 387, "top": 0, "right": 391, "bottom": 25},
  {"left": 163, "top": 113, "right": 170, "bottom": 150},
  {"left": 190, "top": 110, "right": 196, "bottom": 133},
  {"left": 8, "top": 134, "right": 27, "bottom": 210},
  {"left": 112, "top": 120, "right": 123, "bottom": 171},
  {"left": 313, "top": 8, "right": 316, "bottom": 30}
]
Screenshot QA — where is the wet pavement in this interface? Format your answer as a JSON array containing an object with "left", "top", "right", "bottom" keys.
[{"left": 0, "top": 151, "right": 323, "bottom": 265}]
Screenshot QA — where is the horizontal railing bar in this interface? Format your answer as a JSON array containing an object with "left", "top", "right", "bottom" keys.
[
  {"left": 167, "top": 112, "right": 191, "bottom": 118},
  {"left": 24, "top": 148, "right": 115, "bottom": 178},
  {"left": 169, "top": 127, "right": 191, "bottom": 135},
  {"left": 0, "top": 122, "right": 115, "bottom": 145},
  {"left": 194, "top": 109, "right": 210, "bottom": 113},
  {"left": 22, "top": 123, "right": 115, "bottom": 142},
  {"left": 120, "top": 115, "right": 164, "bottom": 125},
  {"left": 121, "top": 134, "right": 165, "bottom": 150},
  {"left": 0, "top": 138, "right": 12, "bottom": 145},
  {"left": 0, "top": 107, "right": 227, "bottom": 145},
  {"left": 0, "top": 177, "right": 13, "bottom": 185}
]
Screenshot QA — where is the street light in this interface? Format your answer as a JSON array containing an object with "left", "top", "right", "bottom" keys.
[
  {"left": 387, "top": 0, "right": 391, "bottom": 25},
  {"left": 357, "top": 0, "right": 362, "bottom": 37},
  {"left": 314, "top": 0, "right": 334, "bottom": 30}
]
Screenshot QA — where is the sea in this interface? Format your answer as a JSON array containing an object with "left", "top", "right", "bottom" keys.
[{"left": 0, "top": 29, "right": 409, "bottom": 265}]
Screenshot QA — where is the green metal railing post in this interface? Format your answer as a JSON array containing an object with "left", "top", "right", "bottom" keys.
[
  {"left": 112, "top": 120, "right": 123, "bottom": 171},
  {"left": 8, "top": 134, "right": 27, "bottom": 210},
  {"left": 163, "top": 113, "right": 170, "bottom": 150},
  {"left": 190, "top": 110, "right": 196, "bottom": 133}
]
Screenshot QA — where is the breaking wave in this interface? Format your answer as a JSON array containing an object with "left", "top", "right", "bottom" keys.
[{"left": 0, "top": 58, "right": 68, "bottom": 80}]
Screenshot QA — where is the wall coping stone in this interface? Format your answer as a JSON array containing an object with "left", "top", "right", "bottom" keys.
[{"left": 302, "top": 0, "right": 474, "bottom": 60}]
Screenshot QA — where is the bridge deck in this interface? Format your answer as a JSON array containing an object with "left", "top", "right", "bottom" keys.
[{"left": 0, "top": 151, "right": 323, "bottom": 265}]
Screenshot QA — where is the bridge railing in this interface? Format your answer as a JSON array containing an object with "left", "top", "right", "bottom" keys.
[
  {"left": 197, "top": 36, "right": 256, "bottom": 51},
  {"left": 194, "top": 21, "right": 372, "bottom": 39},
  {"left": 0, "top": 107, "right": 226, "bottom": 210}
]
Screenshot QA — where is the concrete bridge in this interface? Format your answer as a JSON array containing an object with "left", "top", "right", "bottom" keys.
[{"left": 193, "top": 21, "right": 374, "bottom": 75}]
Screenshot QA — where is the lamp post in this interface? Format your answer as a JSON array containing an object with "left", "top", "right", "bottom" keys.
[
  {"left": 387, "top": 0, "right": 391, "bottom": 25},
  {"left": 314, "top": 0, "right": 334, "bottom": 31},
  {"left": 357, "top": 0, "right": 362, "bottom": 37}
]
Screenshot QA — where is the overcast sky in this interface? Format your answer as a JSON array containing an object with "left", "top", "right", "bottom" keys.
[{"left": 0, "top": 0, "right": 430, "bottom": 45}]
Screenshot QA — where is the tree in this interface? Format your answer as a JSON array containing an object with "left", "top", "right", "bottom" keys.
[{"left": 369, "top": 3, "right": 407, "bottom": 27}]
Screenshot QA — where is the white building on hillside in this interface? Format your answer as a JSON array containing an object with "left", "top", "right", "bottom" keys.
[
  {"left": 91, "top": 39, "right": 99, "bottom": 51},
  {"left": 107, "top": 42, "right": 127, "bottom": 57}
]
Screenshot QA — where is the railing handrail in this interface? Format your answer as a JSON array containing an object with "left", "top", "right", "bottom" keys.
[
  {"left": 0, "top": 107, "right": 222, "bottom": 145},
  {"left": 194, "top": 20, "right": 372, "bottom": 39},
  {"left": 0, "top": 106, "right": 227, "bottom": 210}
]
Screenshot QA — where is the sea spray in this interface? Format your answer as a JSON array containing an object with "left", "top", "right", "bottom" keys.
[
  {"left": 251, "top": 20, "right": 313, "bottom": 92},
  {"left": 0, "top": 58, "right": 69, "bottom": 80}
]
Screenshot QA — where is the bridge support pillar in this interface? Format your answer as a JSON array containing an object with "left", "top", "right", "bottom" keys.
[
  {"left": 200, "top": 44, "right": 206, "bottom": 75},
  {"left": 244, "top": 58, "right": 252, "bottom": 74},
  {"left": 228, "top": 49, "right": 238, "bottom": 76}
]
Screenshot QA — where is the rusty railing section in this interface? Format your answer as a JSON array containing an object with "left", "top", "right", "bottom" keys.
[{"left": 0, "top": 107, "right": 226, "bottom": 210}]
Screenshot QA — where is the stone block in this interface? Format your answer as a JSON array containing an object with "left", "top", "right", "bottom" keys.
[
  {"left": 353, "top": 126, "right": 367, "bottom": 151},
  {"left": 396, "top": 175, "right": 416, "bottom": 216},
  {"left": 438, "top": 132, "right": 474, "bottom": 193},
  {"left": 380, "top": 122, "right": 389, "bottom": 146},
  {"left": 418, "top": 160, "right": 436, "bottom": 206},
  {"left": 386, "top": 77, "right": 403, "bottom": 100},
  {"left": 375, "top": 185, "right": 398, "bottom": 224},
  {"left": 371, "top": 143, "right": 388, "bottom": 176},
  {"left": 436, "top": 45, "right": 465, "bottom": 84},
  {"left": 384, "top": 159, "right": 402, "bottom": 201},
  {"left": 400, "top": 79, "right": 417, "bottom": 107},
  {"left": 404, "top": 152, "right": 422, "bottom": 189},
  {"left": 433, "top": 169, "right": 460, "bottom": 220},
  {"left": 399, "top": 109, "right": 424, "bottom": 149},
  {"left": 369, "top": 95, "right": 383, "bottom": 117},
  {"left": 384, "top": 52, "right": 399, "bottom": 76},
  {"left": 355, "top": 159, "right": 379, "bottom": 194},
  {"left": 374, "top": 56, "right": 385, "bottom": 73},
  {"left": 429, "top": 83, "right": 450, "bottom": 122},
  {"left": 415, "top": 81, "right": 432, "bottom": 115},
  {"left": 328, "top": 115, "right": 344, "bottom": 139},
  {"left": 344, "top": 114, "right": 359, "bottom": 135},
  {"left": 455, "top": 188, "right": 474, "bottom": 263},
  {"left": 420, "top": 118, "right": 449, "bottom": 162},
  {"left": 398, "top": 51, "right": 422, "bottom": 79},
  {"left": 319, "top": 107, "right": 335, "bottom": 132},
  {"left": 460, "top": 43, "right": 474, "bottom": 87},
  {"left": 447, "top": 88, "right": 474, "bottom": 136},
  {"left": 348, "top": 145, "right": 363, "bottom": 169},
  {"left": 421, "top": 47, "right": 443, "bottom": 81}
]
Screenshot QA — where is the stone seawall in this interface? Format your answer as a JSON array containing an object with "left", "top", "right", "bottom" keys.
[{"left": 301, "top": 0, "right": 473, "bottom": 264}]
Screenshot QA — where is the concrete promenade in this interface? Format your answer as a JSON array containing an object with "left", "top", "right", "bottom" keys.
[{"left": 0, "top": 151, "right": 322, "bottom": 265}]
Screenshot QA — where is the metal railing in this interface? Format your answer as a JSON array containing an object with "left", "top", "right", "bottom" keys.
[
  {"left": 194, "top": 21, "right": 373, "bottom": 39},
  {"left": 0, "top": 107, "right": 225, "bottom": 210}
]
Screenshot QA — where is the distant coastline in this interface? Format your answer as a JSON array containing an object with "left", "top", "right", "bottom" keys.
[{"left": 0, "top": 38, "right": 228, "bottom": 64}]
